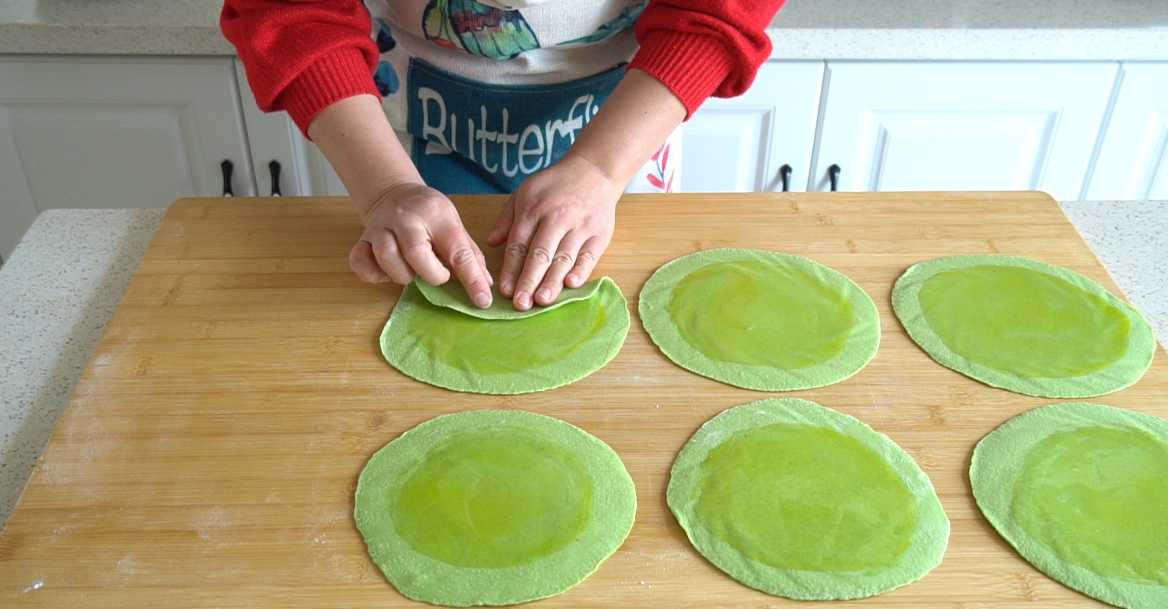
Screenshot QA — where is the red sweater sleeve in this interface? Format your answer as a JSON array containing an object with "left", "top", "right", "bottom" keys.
[
  {"left": 630, "top": 0, "right": 787, "bottom": 117},
  {"left": 221, "top": 0, "right": 380, "bottom": 135}
]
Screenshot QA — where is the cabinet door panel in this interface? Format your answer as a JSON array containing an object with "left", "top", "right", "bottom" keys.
[
  {"left": 234, "top": 60, "right": 313, "bottom": 197},
  {"left": 681, "top": 61, "right": 824, "bottom": 193},
  {"left": 7, "top": 104, "right": 196, "bottom": 209},
  {"left": 1086, "top": 63, "right": 1168, "bottom": 200},
  {"left": 812, "top": 62, "right": 1116, "bottom": 200},
  {"left": 0, "top": 57, "right": 251, "bottom": 257}
]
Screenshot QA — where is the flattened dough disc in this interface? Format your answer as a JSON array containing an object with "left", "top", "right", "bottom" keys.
[
  {"left": 381, "top": 277, "right": 629, "bottom": 394},
  {"left": 892, "top": 255, "right": 1154, "bottom": 397},
  {"left": 667, "top": 398, "right": 949, "bottom": 600},
  {"left": 355, "top": 410, "right": 637, "bottom": 606},
  {"left": 639, "top": 248, "right": 880, "bottom": 391},
  {"left": 971, "top": 402, "right": 1168, "bottom": 609}
]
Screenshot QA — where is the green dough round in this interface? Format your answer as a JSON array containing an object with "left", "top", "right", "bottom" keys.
[
  {"left": 638, "top": 248, "right": 880, "bottom": 391},
  {"left": 415, "top": 277, "right": 608, "bottom": 320},
  {"left": 970, "top": 402, "right": 1168, "bottom": 609},
  {"left": 355, "top": 410, "right": 637, "bottom": 607},
  {"left": 381, "top": 278, "right": 629, "bottom": 394},
  {"left": 892, "top": 255, "right": 1154, "bottom": 398},
  {"left": 667, "top": 398, "right": 949, "bottom": 600}
]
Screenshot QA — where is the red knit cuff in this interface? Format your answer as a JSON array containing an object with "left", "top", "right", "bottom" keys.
[
  {"left": 279, "top": 47, "right": 380, "bottom": 136},
  {"left": 629, "top": 30, "right": 735, "bottom": 119}
]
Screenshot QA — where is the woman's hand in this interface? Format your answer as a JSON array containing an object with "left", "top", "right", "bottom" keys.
[
  {"left": 350, "top": 182, "right": 494, "bottom": 308},
  {"left": 487, "top": 69, "right": 686, "bottom": 311},
  {"left": 487, "top": 152, "right": 622, "bottom": 311},
  {"left": 304, "top": 96, "right": 493, "bottom": 307}
]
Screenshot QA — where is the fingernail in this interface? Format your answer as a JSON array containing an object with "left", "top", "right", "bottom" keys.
[
  {"left": 474, "top": 292, "right": 491, "bottom": 308},
  {"left": 516, "top": 291, "right": 531, "bottom": 308},
  {"left": 566, "top": 274, "right": 580, "bottom": 286},
  {"left": 537, "top": 288, "right": 552, "bottom": 303},
  {"left": 500, "top": 280, "right": 512, "bottom": 295}
]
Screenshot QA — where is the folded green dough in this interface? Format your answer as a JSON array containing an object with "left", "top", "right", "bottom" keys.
[
  {"left": 971, "top": 402, "right": 1168, "bottom": 609},
  {"left": 415, "top": 277, "right": 606, "bottom": 320},
  {"left": 356, "top": 410, "right": 637, "bottom": 606},
  {"left": 668, "top": 398, "right": 949, "bottom": 600},
  {"left": 893, "top": 255, "right": 1155, "bottom": 398},
  {"left": 639, "top": 248, "right": 880, "bottom": 391},
  {"left": 381, "top": 277, "right": 629, "bottom": 394}
]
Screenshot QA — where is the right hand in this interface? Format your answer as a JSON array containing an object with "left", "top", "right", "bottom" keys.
[{"left": 348, "top": 182, "right": 494, "bottom": 308}]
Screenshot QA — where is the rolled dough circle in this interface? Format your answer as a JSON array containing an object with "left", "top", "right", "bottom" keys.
[
  {"left": 667, "top": 398, "right": 949, "bottom": 600},
  {"left": 355, "top": 410, "right": 637, "bottom": 606},
  {"left": 892, "top": 255, "right": 1154, "bottom": 397},
  {"left": 380, "top": 277, "right": 629, "bottom": 394},
  {"left": 638, "top": 248, "right": 880, "bottom": 391},
  {"left": 971, "top": 402, "right": 1168, "bottom": 609}
]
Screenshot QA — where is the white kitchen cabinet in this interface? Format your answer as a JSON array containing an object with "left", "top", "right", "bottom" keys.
[
  {"left": 810, "top": 62, "right": 1117, "bottom": 200},
  {"left": 233, "top": 61, "right": 314, "bottom": 197},
  {"left": 0, "top": 56, "right": 255, "bottom": 258},
  {"left": 1085, "top": 62, "right": 1168, "bottom": 200},
  {"left": 680, "top": 61, "right": 824, "bottom": 193},
  {"left": 232, "top": 59, "right": 350, "bottom": 198}
]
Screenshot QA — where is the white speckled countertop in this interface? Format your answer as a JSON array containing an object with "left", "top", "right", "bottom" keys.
[
  {"left": 1, "top": 202, "right": 1165, "bottom": 525},
  {"left": 1, "top": 210, "right": 165, "bottom": 525},
  {"left": 1, "top": 0, "right": 1167, "bottom": 59},
  {"left": 0, "top": 0, "right": 233, "bottom": 55}
]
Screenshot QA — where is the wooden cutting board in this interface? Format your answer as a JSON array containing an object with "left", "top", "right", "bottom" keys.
[{"left": 1, "top": 192, "right": 1164, "bottom": 608}]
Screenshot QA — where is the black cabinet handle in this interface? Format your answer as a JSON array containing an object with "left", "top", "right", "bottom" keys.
[
  {"left": 269, "top": 160, "right": 282, "bottom": 197},
  {"left": 220, "top": 160, "right": 234, "bottom": 197},
  {"left": 828, "top": 164, "right": 841, "bottom": 192},
  {"left": 779, "top": 164, "right": 792, "bottom": 192}
]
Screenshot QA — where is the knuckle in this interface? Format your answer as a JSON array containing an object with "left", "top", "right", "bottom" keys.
[
  {"left": 553, "top": 251, "right": 575, "bottom": 266},
  {"left": 348, "top": 259, "right": 369, "bottom": 278},
  {"left": 413, "top": 194, "right": 445, "bottom": 213},
  {"left": 578, "top": 250, "right": 597, "bottom": 264},
  {"left": 530, "top": 247, "right": 553, "bottom": 265},
  {"left": 450, "top": 247, "right": 476, "bottom": 268},
  {"left": 371, "top": 237, "right": 398, "bottom": 258},
  {"left": 505, "top": 242, "right": 529, "bottom": 259},
  {"left": 389, "top": 202, "right": 415, "bottom": 219},
  {"left": 348, "top": 243, "right": 367, "bottom": 264}
]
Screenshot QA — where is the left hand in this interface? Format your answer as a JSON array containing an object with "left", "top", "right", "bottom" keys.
[{"left": 487, "top": 151, "right": 623, "bottom": 310}]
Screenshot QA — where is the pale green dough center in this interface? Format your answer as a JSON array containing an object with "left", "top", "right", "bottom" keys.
[
  {"left": 392, "top": 428, "right": 593, "bottom": 568},
  {"left": 403, "top": 293, "right": 608, "bottom": 375},
  {"left": 1013, "top": 425, "right": 1168, "bottom": 584},
  {"left": 668, "top": 260, "right": 855, "bottom": 369},
  {"left": 918, "top": 265, "right": 1130, "bottom": 378},
  {"left": 696, "top": 424, "right": 917, "bottom": 572}
]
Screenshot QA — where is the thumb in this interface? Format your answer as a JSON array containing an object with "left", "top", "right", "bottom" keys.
[{"left": 487, "top": 196, "right": 515, "bottom": 246}]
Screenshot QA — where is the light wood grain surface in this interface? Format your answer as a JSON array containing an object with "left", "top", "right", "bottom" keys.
[{"left": 1, "top": 192, "right": 1163, "bottom": 608}]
